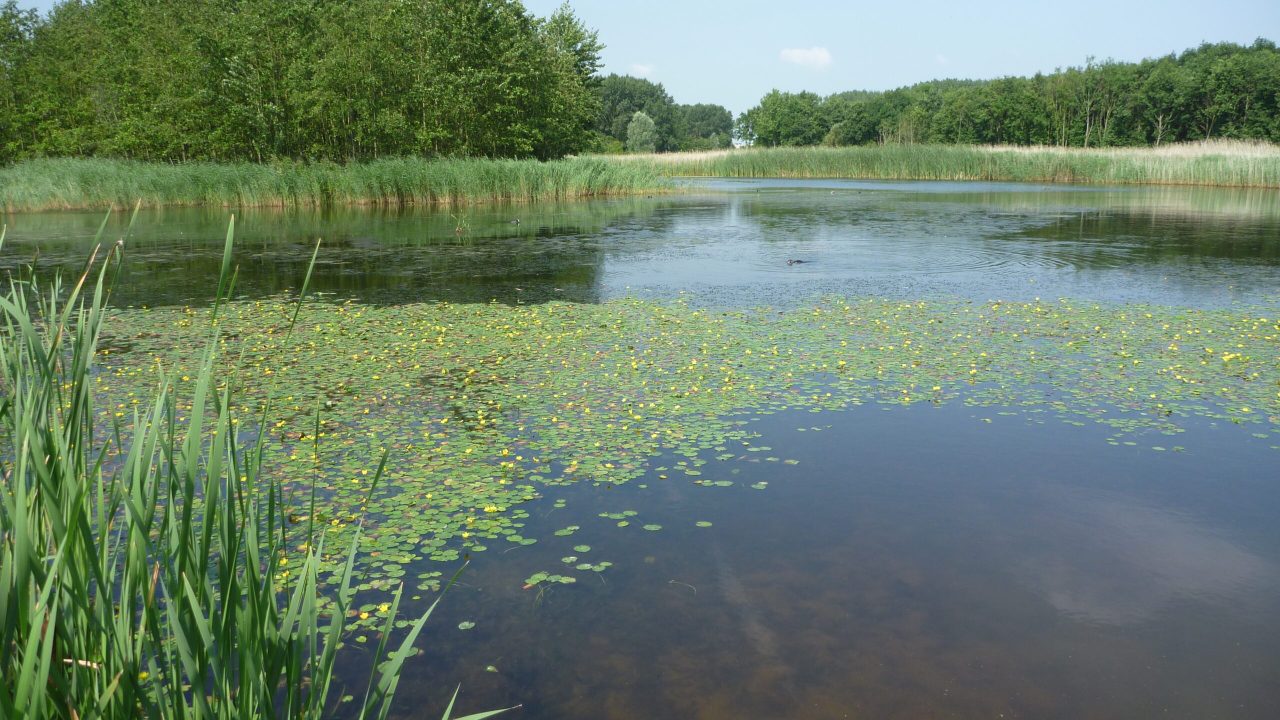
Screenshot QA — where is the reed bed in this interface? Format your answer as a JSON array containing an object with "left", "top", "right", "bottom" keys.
[
  {"left": 0, "top": 222, "right": 506, "bottom": 719},
  {"left": 613, "top": 141, "right": 1280, "bottom": 188},
  {"left": 0, "top": 157, "right": 668, "bottom": 212}
]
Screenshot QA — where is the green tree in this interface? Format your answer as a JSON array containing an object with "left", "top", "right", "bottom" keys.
[
  {"left": 531, "top": 2, "right": 605, "bottom": 158},
  {"left": 596, "top": 74, "right": 678, "bottom": 151},
  {"left": 1, "top": 0, "right": 605, "bottom": 162},
  {"left": 626, "top": 110, "right": 657, "bottom": 153},
  {"left": 0, "top": 0, "right": 37, "bottom": 160},
  {"left": 675, "top": 103, "right": 733, "bottom": 149},
  {"left": 746, "top": 90, "right": 826, "bottom": 146},
  {"left": 1137, "top": 58, "right": 1192, "bottom": 145}
]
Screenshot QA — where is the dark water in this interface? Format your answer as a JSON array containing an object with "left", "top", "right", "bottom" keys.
[
  {"left": 3, "top": 180, "right": 1279, "bottom": 308},
  {"left": 4, "top": 180, "right": 1279, "bottom": 718},
  {"left": 401, "top": 404, "right": 1280, "bottom": 719}
]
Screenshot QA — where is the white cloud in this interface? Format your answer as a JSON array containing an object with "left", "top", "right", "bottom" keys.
[
  {"left": 629, "top": 63, "right": 655, "bottom": 78},
  {"left": 779, "top": 46, "right": 832, "bottom": 70}
]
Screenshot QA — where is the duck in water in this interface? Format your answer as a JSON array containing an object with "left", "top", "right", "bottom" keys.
[{"left": 786, "top": 259, "right": 808, "bottom": 265}]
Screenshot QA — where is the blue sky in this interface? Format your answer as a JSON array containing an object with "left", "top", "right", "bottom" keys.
[{"left": 17, "top": 0, "right": 1280, "bottom": 116}]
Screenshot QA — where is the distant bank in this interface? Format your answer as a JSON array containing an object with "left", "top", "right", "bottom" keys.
[
  {"left": 2, "top": 141, "right": 1276, "bottom": 213},
  {"left": 617, "top": 140, "right": 1280, "bottom": 189}
]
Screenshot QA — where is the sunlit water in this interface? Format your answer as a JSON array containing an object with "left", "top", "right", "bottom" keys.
[{"left": 4, "top": 180, "right": 1279, "bottom": 718}]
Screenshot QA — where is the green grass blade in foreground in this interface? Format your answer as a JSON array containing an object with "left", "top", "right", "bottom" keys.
[
  {"left": 211, "top": 214, "right": 237, "bottom": 323},
  {"left": 0, "top": 214, "right": 510, "bottom": 718},
  {"left": 441, "top": 684, "right": 521, "bottom": 720}
]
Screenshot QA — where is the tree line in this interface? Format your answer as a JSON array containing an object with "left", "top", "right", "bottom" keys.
[
  {"left": 6, "top": 2, "right": 1267, "bottom": 164},
  {"left": 0, "top": 0, "right": 735, "bottom": 163},
  {"left": 738, "top": 39, "right": 1280, "bottom": 148},
  {"left": 0, "top": 0, "right": 605, "bottom": 162},
  {"left": 593, "top": 74, "right": 733, "bottom": 152}
]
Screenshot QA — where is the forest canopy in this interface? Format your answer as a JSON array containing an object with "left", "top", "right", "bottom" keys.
[
  {"left": 0, "top": 0, "right": 605, "bottom": 162},
  {"left": 737, "top": 39, "right": 1280, "bottom": 148},
  {"left": 2, "top": 2, "right": 1275, "bottom": 163}
]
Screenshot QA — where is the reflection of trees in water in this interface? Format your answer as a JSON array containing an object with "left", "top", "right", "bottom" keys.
[
  {"left": 0, "top": 198, "right": 682, "bottom": 307},
  {"left": 729, "top": 186, "right": 1280, "bottom": 267},
  {"left": 6, "top": 187, "right": 1277, "bottom": 307},
  {"left": 1019, "top": 211, "right": 1280, "bottom": 264}
]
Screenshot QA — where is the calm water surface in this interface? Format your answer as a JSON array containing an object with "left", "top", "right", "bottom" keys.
[
  {"left": 4, "top": 180, "right": 1279, "bottom": 718},
  {"left": 4, "top": 179, "right": 1279, "bottom": 308}
]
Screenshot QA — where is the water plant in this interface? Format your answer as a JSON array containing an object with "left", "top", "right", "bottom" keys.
[
  {"left": 610, "top": 141, "right": 1280, "bottom": 188},
  {"left": 0, "top": 222, "right": 509, "bottom": 719},
  {"left": 0, "top": 157, "right": 669, "bottom": 213},
  {"left": 81, "top": 288, "right": 1279, "bottom": 604}
]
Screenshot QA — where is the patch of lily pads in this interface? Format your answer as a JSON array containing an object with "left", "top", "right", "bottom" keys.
[{"left": 92, "top": 295, "right": 1280, "bottom": 617}]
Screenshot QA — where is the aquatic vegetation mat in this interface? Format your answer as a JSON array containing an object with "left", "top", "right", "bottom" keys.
[{"left": 95, "top": 296, "right": 1280, "bottom": 622}]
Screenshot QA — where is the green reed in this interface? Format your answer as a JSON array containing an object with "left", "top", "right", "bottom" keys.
[
  {"left": 0, "top": 220, "right": 509, "bottom": 720},
  {"left": 0, "top": 157, "right": 668, "bottom": 212},
  {"left": 615, "top": 142, "right": 1280, "bottom": 188}
]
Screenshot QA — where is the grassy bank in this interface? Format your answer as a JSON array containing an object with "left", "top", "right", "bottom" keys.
[
  {"left": 0, "top": 156, "right": 668, "bottom": 212},
  {"left": 614, "top": 140, "right": 1280, "bottom": 188},
  {"left": 4, "top": 142, "right": 1275, "bottom": 213}
]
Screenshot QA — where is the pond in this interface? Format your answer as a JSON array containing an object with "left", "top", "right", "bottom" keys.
[{"left": 3, "top": 179, "right": 1279, "bottom": 718}]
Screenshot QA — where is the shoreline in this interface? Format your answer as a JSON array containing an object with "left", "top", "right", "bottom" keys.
[
  {"left": 622, "top": 140, "right": 1280, "bottom": 189},
  {"left": 3, "top": 141, "right": 1277, "bottom": 213}
]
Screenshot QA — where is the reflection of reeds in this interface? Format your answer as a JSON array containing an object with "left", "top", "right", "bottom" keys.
[
  {"left": 616, "top": 142, "right": 1280, "bottom": 188},
  {"left": 0, "top": 157, "right": 668, "bottom": 212},
  {"left": 0, "top": 221, "right": 505, "bottom": 718}
]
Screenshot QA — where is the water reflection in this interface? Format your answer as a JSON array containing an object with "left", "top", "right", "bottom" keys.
[
  {"left": 380, "top": 403, "right": 1280, "bottom": 720},
  {"left": 1017, "top": 487, "right": 1275, "bottom": 626},
  {"left": 3, "top": 180, "right": 1278, "bottom": 309},
  {"left": 5, "top": 181, "right": 1280, "bottom": 718}
]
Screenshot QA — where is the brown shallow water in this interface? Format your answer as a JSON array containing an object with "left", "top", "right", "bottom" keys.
[{"left": 389, "top": 402, "right": 1279, "bottom": 719}]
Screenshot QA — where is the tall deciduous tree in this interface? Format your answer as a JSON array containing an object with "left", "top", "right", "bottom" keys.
[
  {"left": 0, "top": 0, "right": 606, "bottom": 161},
  {"left": 596, "top": 74, "right": 679, "bottom": 151},
  {"left": 625, "top": 111, "right": 657, "bottom": 153}
]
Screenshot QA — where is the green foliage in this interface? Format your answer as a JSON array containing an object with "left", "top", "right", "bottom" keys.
[
  {"left": 0, "top": 0, "right": 603, "bottom": 161},
  {"left": 676, "top": 104, "right": 733, "bottom": 150},
  {"left": 596, "top": 74, "right": 680, "bottom": 151},
  {"left": 0, "top": 1, "right": 37, "bottom": 162},
  {"left": 0, "top": 223, "right": 510, "bottom": 719},
  {"left": 626, "top": 111, "right": 657, "bottom": 154},
  {"left": 738, "top": 90, "right": 827, "bottom": 147},
  {"left": 739, "top": 39, "right": 1280, "bottom": 149}
]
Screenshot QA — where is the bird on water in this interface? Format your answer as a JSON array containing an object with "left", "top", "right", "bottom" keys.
[{"left": 786, "top": 259, "right": 808, "bottom": 265}]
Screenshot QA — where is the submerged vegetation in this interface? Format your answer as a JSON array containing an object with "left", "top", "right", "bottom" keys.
[
  {"left": 0, "top": 225, "right": 507, "bottom": 719},
  {"left": 618, "top": 141, "right": 1280, "bottom": 187},
  {"left": 0, "top": 157, "right": 668, "bottom": 212},
  {"left": 87, "top": 289, "right": 1280, "bottom": 616}
]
